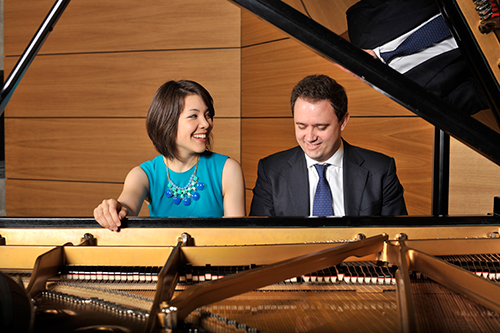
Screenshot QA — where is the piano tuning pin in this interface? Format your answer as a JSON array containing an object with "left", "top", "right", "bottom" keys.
[
  {"left": 356, "top": 233, "right": 366, "bottom": 241},
  {"left": 476, "top": 2, "right": 490, "bottom": 11},
  {"left": 396, "top": 233, "right": 408, "bottom": 241}
]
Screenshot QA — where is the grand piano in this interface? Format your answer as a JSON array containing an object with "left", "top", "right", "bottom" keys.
[{"left": 1, "top": 0, "right": 500, "bottom": 332}]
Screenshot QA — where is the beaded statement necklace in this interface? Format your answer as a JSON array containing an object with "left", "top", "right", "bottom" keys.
[{"left": 165, "top": 157, "right": 205, "bottom": 206}]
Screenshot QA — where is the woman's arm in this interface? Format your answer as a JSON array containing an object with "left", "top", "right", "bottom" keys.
[
  {"left": 221, "top": 158, "right": 246, "bottom": 217},
  {"left": 93, "top": 166, "right": 150, "bottom": 231}
]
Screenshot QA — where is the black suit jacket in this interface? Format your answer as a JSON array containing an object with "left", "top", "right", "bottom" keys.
[
  {"left": 249, "top": 141, "right": 407, "bottom": 217},
  {"left": 346, "top": 0, "right": 488, "bottom": 115}
]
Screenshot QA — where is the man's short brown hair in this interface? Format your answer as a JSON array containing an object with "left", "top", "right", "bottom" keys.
[{"left": 290, "top": 74, "right": 348, "bottom": 121}]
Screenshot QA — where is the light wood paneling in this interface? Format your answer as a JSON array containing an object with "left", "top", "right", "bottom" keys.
[
  {"left": 242, "top": 39, "right": 413, "bottom": 118},
  {"left": 241, "top": 9, "right": 289, "bottom": 46},
  {"left": 302, "top": 0, "right": 358, "bottom": 34},
  {"left": 6, "top": 118, "right": 156, "bottom": 183},
  {"left": 472, "top": 108, "right": 500, "bottom": 133},
  {"left": 240, "top": 0, "right": 310, "bottom": 47},
  {"left": 6, "top": 179, "right": 149, "bottom": 217},
  {"left": 449, "top": 138, "right": 500, "bottom": 215},
  {"left": 4, "top": 0, "right": 242, "bottom": 217},
  {"left": 241, "top": 0, "right": 357, "bottom": 47},
  {"left": 242, "top": 118, "right": 295, "bottom": 185},
  {"left": 5, "top": 49, "right": 241, "bottom": 118},
  {"left": 4, "top": 0, "right": 241, "bottom": 55},
  {"left": 242, "top": 117, "right": 433, "bottom": 215},
  {"left": 343, "top": 118, "right": 434, "bottom": 216},
  {"left": 212, "top": 119, "right": 242, "bottom": 163},
  {"left": 5, "top": 118, "right": 240, "bottom": 182},
  {"left": 245, "top": 188, "right": 253, "bottom": 215},
  {"left": 282, "top": 0, "right": 307, "bottom": 14}
]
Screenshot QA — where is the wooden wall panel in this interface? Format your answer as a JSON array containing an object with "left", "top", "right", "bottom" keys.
[
  {"left": 343, "top": 118, "right": 434, "bottom": 215},
  {"left": 5, "top": 118, "right": 240, "bottom": 182},
  {"left": 4, "top": 49, "right": 241, "bottom": 118},
  {"left": 449, "top": 138, "right": 500, "bottom": 215},
  {"left": 4, "top": 0, "right": 242, "bottom": 217},
  {"left": 242, "top": 39, "right": 413, "bottom": 118},
  {"left": 241, "top": 0, "right": 357, "bottom": 46},
  {"left": 241, "top": 9, "right": 288, "bottom": 46},
  {"left": 282, "top": 0, "right": 308, "bottom": 14},
  {"left": 4, "top": 0, "right": 241, "bottom": 55},
  {"left": 242, "top": 117, "right": 433, "bottom": 216},
  {"left": 245, "top": 189, "right": 253, "bottom": 215},
  {"left": 212, "top": 119, "right": 242, "bottom": 163},
  {"left": 6, "top": 180, "right": 149, "bottom": 217},
  {"left": 241, "top": 118, "right": 296, "bottom": 189},
  {"left": 302, "top": 0, "right": 358, "bottom": 34},
  {"left": 5, "top": 118, "right": 156, "bottom": 183}
]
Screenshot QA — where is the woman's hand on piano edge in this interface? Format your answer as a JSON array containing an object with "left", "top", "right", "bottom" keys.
[{"left": 93, "top": 198, "right": 129, "bottom": 232}]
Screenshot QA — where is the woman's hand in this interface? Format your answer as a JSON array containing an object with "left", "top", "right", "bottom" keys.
[
  {"left": 93, "top": 166, "right": 149, "bottom": 231},
  {"left": 93, "top": 198, "right": 128, "bottom": 232}
]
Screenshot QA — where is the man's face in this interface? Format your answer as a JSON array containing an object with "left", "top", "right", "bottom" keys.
[{"left": 294, "top": 97, "right": 349, "bottom": 162}]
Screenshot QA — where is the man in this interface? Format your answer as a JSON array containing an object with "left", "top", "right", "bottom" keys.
[
  {"left": 346, "top": 0, "right": 488, "bottom": 115},
  {"left": 249, "top": 74, "right": 407, "bottom": 217}
]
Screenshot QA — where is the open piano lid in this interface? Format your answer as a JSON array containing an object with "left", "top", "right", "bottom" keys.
[{"left": 230, "top": 0, "right": 500, "bottom": 166}]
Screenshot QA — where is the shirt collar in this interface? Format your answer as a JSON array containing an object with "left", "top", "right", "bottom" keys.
[{"left": 304, "top": 140, "right": 344, "bottom": 169}]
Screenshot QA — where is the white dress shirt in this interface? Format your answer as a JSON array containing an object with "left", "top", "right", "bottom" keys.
[
  {"left": 373, "top": 14, "right": 458, "bottom": 74},
  {"left": 305, "top": 141, "right": 345, "bottom": 217}
]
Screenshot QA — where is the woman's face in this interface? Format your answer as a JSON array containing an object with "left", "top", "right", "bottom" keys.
[{"left": 175, "top": 94, "right": 213, "bottom": 158}]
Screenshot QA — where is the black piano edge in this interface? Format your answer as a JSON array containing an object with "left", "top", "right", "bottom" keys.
[
  {"left": 0, "top": 196, "right": 497, "bottom": 229},
  {"left": 0, "top": 214, "right": 499, "bottom": 229}
]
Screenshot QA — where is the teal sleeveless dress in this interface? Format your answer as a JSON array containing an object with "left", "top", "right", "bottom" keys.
[{"left": 140, "top": 151, "right": 228, "bottom": 218}]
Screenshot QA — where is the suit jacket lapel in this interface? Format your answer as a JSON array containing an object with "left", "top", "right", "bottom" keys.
[
  {"left": 343, "top": 141, "right": 369, "bottom": 216},
  {"left": 285, "top": 147, "right": 310, "bottom": 216}
]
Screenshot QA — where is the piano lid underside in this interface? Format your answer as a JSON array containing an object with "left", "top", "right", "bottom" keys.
[{"left": 229, "top": 0, "right": 500, "bottom": 166}]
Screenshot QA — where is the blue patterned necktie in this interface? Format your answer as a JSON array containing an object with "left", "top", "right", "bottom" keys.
[
  {"left": 380, "top": 15, "right": 452, "bottom": 64},
  {"left": 313, "top": 164, "right": 333, "bottom": 216}
]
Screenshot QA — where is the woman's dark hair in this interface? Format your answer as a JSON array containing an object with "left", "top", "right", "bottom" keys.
[
  {"left": 290, "top": 74, "right": 348, "bottom": 121},
  {"left": 146, "top": 80, "right": 215, "bottom": 159}
]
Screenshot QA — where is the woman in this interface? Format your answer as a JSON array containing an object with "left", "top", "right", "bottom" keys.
[{"left": 94, "top": 80, "right": 246, "bottom": 231}]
